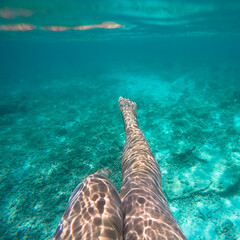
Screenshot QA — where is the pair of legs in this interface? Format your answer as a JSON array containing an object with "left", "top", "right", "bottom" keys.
[{"left": 53, "top": 97, "right": 187, "bottom": 240}]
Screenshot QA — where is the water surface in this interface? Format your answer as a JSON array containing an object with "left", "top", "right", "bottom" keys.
[{"left": 0, "top": 1, "right": 240, "bottom": 239}]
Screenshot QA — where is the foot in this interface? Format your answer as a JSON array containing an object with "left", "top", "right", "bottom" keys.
[{"left": 118, "top": 97, "right": 137, "bottom": 117}]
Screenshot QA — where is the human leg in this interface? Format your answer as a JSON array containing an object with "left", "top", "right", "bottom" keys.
[{"left": 119, "top": 97, "right": 187, "bottom": 240}]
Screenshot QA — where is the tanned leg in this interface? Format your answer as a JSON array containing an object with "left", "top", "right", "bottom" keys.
[
  {"left": 119, "top": 97, "right": 187, "bottom": 240},
  {"left": 53, "top": 170, "right": 123, "bottom": 240}
]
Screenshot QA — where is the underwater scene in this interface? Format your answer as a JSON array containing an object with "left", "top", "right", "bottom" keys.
[{"left": 0, "top": 0, "right": 240, "bottom": 239}]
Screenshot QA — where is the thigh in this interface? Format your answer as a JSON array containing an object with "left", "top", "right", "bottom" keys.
[{"left": 53, "top": 173, "right": 123, "bottom": 240}]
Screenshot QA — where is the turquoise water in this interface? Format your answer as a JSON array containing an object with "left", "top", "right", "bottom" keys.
[{"left": 1, "top": 1, "right": 240, "bottom": 239}]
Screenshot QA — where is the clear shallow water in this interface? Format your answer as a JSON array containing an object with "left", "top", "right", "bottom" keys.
[{"left": 0, "top": 1, "right": 240, "bottom": 240}]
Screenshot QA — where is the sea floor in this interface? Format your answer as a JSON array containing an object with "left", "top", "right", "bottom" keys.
[{"left": 1, "top": 63, "right": 240, "bottom": 239}]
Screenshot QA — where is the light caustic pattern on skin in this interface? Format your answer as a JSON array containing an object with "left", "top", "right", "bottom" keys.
[
  {"left": 0, "top": 22, "right": 124, "bottom": 31},
  {"left": 53, "top": 172, "right": 123, "bottom": 240},
  {"left": 118, "top": 97, "right": 187, "bottom": 240},
  {"left": 54, "top": 98, "right": 187, "bottom": 240}
]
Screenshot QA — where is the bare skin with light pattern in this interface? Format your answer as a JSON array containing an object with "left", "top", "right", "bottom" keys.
[
  {"left": 53, "top": 97, "right": 187, "bottom": 240},
  {"left": 53, "top": 170, "right": 123, "bottom": 240},
  {"left": 119, "top": 97, "right": 187, "bottom": 240}
]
